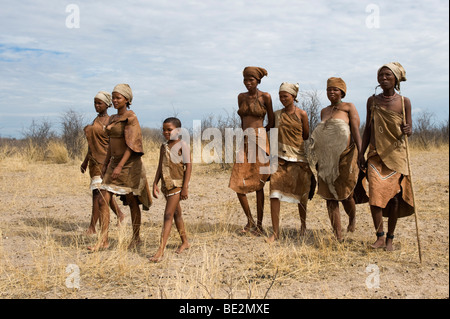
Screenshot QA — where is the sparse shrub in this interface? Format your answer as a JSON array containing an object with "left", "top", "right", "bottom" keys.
[
  {"left": 60, "top": 109, "right": 87, "bottom": 159},
  {"left": 409, "top": 112, "right": 449, "bottom": 149},
  {"left": 45, "top": 140, "right": 69, "bottom": 164}
]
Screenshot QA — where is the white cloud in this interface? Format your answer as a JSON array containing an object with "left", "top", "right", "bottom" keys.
[{"left": 0, "top": 0, "right": 448, "bottom": 138}]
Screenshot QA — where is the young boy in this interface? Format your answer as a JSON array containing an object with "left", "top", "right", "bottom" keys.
[{"left": 150, "top": 117, "right": 192, "bottom": 262}]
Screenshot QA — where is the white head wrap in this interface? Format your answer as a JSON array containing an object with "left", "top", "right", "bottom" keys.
[
  {"left": 94, "top": 91, "right": 112, "bottom": 107},
  {"left": 112, "top": 83, "right": 133, "bottom": 105},
  {"left": 279, "top": 82, "right": 300, "bottom": 102}
]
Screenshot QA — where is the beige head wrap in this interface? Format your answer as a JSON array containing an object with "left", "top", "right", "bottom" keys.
[
  {"left": 279, "top": 82, "right": 300, "bottom": 102},
  {"left": 243, "top": 66, "right": 268, "bottom": 82},
  {"left": 327, "top": 77, "right": 347, "bottom": 98},
  {"left": 113, "top": 83, "right": 133, "bottom": 105},
  {"left": 377, "top": 62, "right": 407, "bottom": 91},
  {"left": 94, "top": 91, "right": 112, "bottom": 107}
]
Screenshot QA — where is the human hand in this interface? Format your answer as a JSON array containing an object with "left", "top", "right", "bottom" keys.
[
  {"left": 401, "top": 123, "right": 412, "bottom": 136},
  {"left": 357, "top": 153, "right": 366, "bottom": 171},
  {"left": 152, "top": 184, "right": 160, "bottom": 199},
  {"left": 180, "top": 187, "right": 188, "bottom": 200},
  {"left": 111, "top": 165, "right": 122, "bottom": 180}
]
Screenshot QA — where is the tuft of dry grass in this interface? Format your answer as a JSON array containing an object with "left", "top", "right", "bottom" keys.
[{"left": 0, "top": 144, "right": 448, "bottom": 299}]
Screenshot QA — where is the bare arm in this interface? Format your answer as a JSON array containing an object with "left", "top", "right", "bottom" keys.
[
  {"left": 152, "top": 145, "right": 164, "bottom": 198},
  {"left": 101, "top": 144, "right": 111, "bottom": 177},
  {"left": 264, "top": 93, "right": 274, "bottom": 130},
  {"left": 299, "top": 109, "right": 310, "bottom": 140},
  {"left": 348, "top": 103, "right": 362, "bottom": 153},
  {"left": 237, "top": 94, "right": 245, "bottom": 129},
  {"left": 401, "top": 97, "right": 413, "bottom": 136},
  {"left": 358, "top": 97, "right": 373, "bottom": 170},
  {"left": 81, "top": 146, "right": 90, "bottom": 173},
  {"left": 180, "top": 141, "right": 192, "bottom": 200}
]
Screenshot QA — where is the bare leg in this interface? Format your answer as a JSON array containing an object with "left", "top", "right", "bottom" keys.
[
  {"left": 88, "top": 190, "right": 111, "bottom": 251},
  {"left": 326, "top": 200, "right": 343, "bottom": 242},
  {"left": 109, "top": 196, "right": 125, "bottom": 226},
  {"left": 173, "top": 201, "right": 190, "bottom": 254},
  {"left": 386, "top": 197, "right": 399, "bottom": 251},
  {"left": 298, "top": 201, "right": 307, "bottom": 236},
  {"left": 370, "top": 205, "right": 386, "bottom": 249},
  {"left": 150, "top": 193, "right": 180, "bottom": 262},
  {"left": 267, "top": 198, "right": 280, "bottom": 243},
  {"left": 126, "top": 193, "right": 142, "bottom": 249},
  {"left": 342, "top": 196, "right": 356, "bottom": 232},
  {"left": 237, "top": 193, "right": 256, "bottom": 232},
  {"left": 87, "top": 190, "right": 100, "bottom": 235},
  {"left": 254, "top": 189, "right": 265, "bottom": 235}
]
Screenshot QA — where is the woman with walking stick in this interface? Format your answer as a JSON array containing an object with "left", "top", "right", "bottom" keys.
[{"left": 358, "top": 62, "right": 417, "bottom": 253}]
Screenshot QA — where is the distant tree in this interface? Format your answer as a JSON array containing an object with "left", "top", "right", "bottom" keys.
[
  {"left": 299, "top": 90, "right": 322, "bottom": 133},
  {"left": 21, "top": 118, "right": 56, "bottom": 147},
  {"left": 60, "top": 109, "right": 86, "bottom": 158}
]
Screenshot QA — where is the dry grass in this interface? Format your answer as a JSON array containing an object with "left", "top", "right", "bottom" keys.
[{"left": 0, "top": 143, "right": 448, "bottom": 299}]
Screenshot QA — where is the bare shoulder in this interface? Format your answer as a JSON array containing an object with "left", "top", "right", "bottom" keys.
[
  {"left": 296, "top": 106, "right": 308, "bottom": 118},
  {"left": 402, "top": 96, "right": 411, "bottom": 104},
  {"left": 344, "top": 102, "right": 360, "bottom": 115},
  {"left": 341, "top": 101, "right": 356, "bottom": 111},
  {"left": 260, "top": 91, "right": 272, "bottom": 102}
]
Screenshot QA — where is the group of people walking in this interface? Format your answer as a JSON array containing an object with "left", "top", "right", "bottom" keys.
[{"left": 80, "top": 62, "right": 415, "bottom": 262}]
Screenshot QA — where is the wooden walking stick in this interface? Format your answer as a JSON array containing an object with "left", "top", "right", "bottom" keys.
[{"left": 401, "top": 96, "right": 423, "bottom": 263}]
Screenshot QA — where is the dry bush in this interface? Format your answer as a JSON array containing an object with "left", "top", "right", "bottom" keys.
[
  {"left": 45, "top": 141, "right": 69, "bottom": 164},
  {"left": 60, "top": 109, "right": 87, "bottom": 160},
  {"left": 409, "top": 112, "right": 449, "bottom": 149}
]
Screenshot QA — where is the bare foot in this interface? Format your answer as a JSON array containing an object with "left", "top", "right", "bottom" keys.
[
  {"left": 85, "top": 227, "right": 96, "bottom": 235},
  {"left": 239, "top": 223, "right": 255, "bottom": 235},
  {"left": 347, "top": 220, "right": 356, "bottom": 232},
  {"left": 116, "top": 213, "right": 125, "bottom": 226},
  {"left": 87, "top": 241, "right": 109, "bottom": 252},
  {"left": 385, "top": 238, "right": 394, "bottom": 251},
  {"left": 299, "top": 225, "right": 307, "bottom": 236},
  {"left": 127, "top": 238, "right": 142, "bottom": 250},
  {"left": 370, "top": 237, "right": 386, "bottom": 249},
  {"left": 265, "top": 234, "right": 278, "bottom": 244},
  {"left": 250, "top": 226, "right": 264, "bottom": 237},
  {"left": 175, "top": 242, "right": 190, "bottom": 254},
  {"left": 149, "top": 249, "right": 164, "bottom": 263}
]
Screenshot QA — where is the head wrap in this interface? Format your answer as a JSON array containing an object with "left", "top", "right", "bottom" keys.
[
  {"left": 113, "top": 83, "right": 133, "bottom": 105},
  {"left": 94, "top": 91, "right": 112, "bottom": 107},
  {"left": 327, "top": 77, "right": 347, "bottom": 98},
  {"left": 279, "top": 82, "right": 300, "bottom": 102},
  {"left": 377, "top": 62, "right": 407, "bottom": 91},
  {"left": 243, "top": 66, "right": 268, "bottom": 82}
]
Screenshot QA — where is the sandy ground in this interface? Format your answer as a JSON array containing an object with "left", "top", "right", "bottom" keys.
[{"left": 0, "top": 148, "right": 448, "bottom": 299}]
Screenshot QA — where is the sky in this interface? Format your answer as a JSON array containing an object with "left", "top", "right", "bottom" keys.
[{"left": 0, "top": 0, "right": 448, "bottom": 138}]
